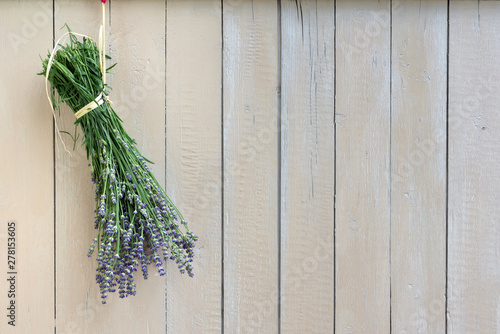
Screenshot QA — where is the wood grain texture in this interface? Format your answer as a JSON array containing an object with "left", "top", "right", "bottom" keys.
[
  {"left": 0, "top": 1, "right": 54, "bottom": 333},
  {"left": 280, "top": 0, "right": 334, "bottom": 332},
  {"left": 335, "top": 1, "right": 391, "bottom": 332},
  {"left": 223, "top": 0, "right": 279, "bottom": 332},
  {"left": 109, "top": 1, "right": 167, "bottom": 332},
  {"left": 4, "top": 1, "right": 500, "bottom": 332},
  {"left": 391, "top": 1, "right": 448, "bottom": 333},
  {"left": 165, "top": 1, "right": 222, "bottom": 333},
  {"left": 448, "top": 1, "right": 500, "bottom": 333},
  {"left": 55, "top": 0, "right": 166, "bottom": 332},
  {"left": 54, "top": 2, "right": 108, "bottom": 332}
]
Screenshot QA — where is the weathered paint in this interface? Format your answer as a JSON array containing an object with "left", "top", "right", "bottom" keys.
[
  {"left": 1, "top": 1, "right": 499, "bottom": 333},
  {"left": 280, "top": 1, "right": 335, "bottom": 333}
]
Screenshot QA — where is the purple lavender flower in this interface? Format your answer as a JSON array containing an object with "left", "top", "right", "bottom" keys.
[{"left": 40, "top": 32, "right": 198, "bottom": 304}]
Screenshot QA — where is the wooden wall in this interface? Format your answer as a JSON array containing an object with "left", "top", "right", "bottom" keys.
[{"left": 0, "top": 0, "right": 499, "bottom": 333}]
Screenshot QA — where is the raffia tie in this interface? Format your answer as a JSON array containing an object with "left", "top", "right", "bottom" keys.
[{"left": 75, "top": 2, "right": 112, "bottom": 119}]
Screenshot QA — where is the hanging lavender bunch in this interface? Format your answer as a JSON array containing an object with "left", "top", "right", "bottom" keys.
[{"left": 39, "top": 30, "right": 197, "bottom": 304}]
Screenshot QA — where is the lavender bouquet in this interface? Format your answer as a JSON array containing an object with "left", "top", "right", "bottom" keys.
[{"left": 39, "top": 30, "right": 197, "bottom": 303}]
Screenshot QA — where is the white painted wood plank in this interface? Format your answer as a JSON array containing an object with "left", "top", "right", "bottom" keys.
[
  {"left": 54, "top": 0, "right": 166, "bottom": 332},
  {"left": 165, "top": 1, "right": 222, "bottom": 333},
  {"left": 335, "top": 1, "right": 391, "bottom": 332},
  {"left": 448, "top": 1, "right": 500, "bottom": 333},
  {"left": 223, "top": 0, "right": 279, "bottom": 332},
  {"left": 391, "top": 1, "right": 448, "bottom": 333},
  {"left": 108, "top": 1, "right": 167, "bottom": 332},
  {"left": 280, "top": 0, "right": 334, "bottom": 332},
  {"left": 53, "top": 2, "right": 108, "bottom": 331},
  {"left": 0, "top": 1, "right": 54, "bottom": 333}
]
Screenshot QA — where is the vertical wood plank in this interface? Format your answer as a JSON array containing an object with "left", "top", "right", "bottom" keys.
[
  {"left": 54, "top": 2, "right": 108, "bottom": 332},
  {"left": 280, "top": 0, "right": 334, "bottom": 332},
  {"left": 165, "top": 0, "right": 222, "bottom": 332},
  {"left": 0, "top": 1, "right": 54, "bottom": 333},
  {"left": 223, "top": 0, "right": 279, "bottom": 332},
  {"left": 335, "top": 1, "right": 391, "bottom": 332},
  {"left": 55, "top": 0, "right": 166, "bottom": 332},
  {"left": 391, "top": 1, "right": 448, "bottom": 333},
  {"left": 109, "top": 1, "right": 167, "bottom": 332},
  {"left": 448, "top": 1, "right": 500, "bottom": 333}
]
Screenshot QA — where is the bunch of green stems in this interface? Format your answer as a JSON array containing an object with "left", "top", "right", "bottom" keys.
[{"left": 40, "top": 30, "right": 197, "bottom": 303}]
